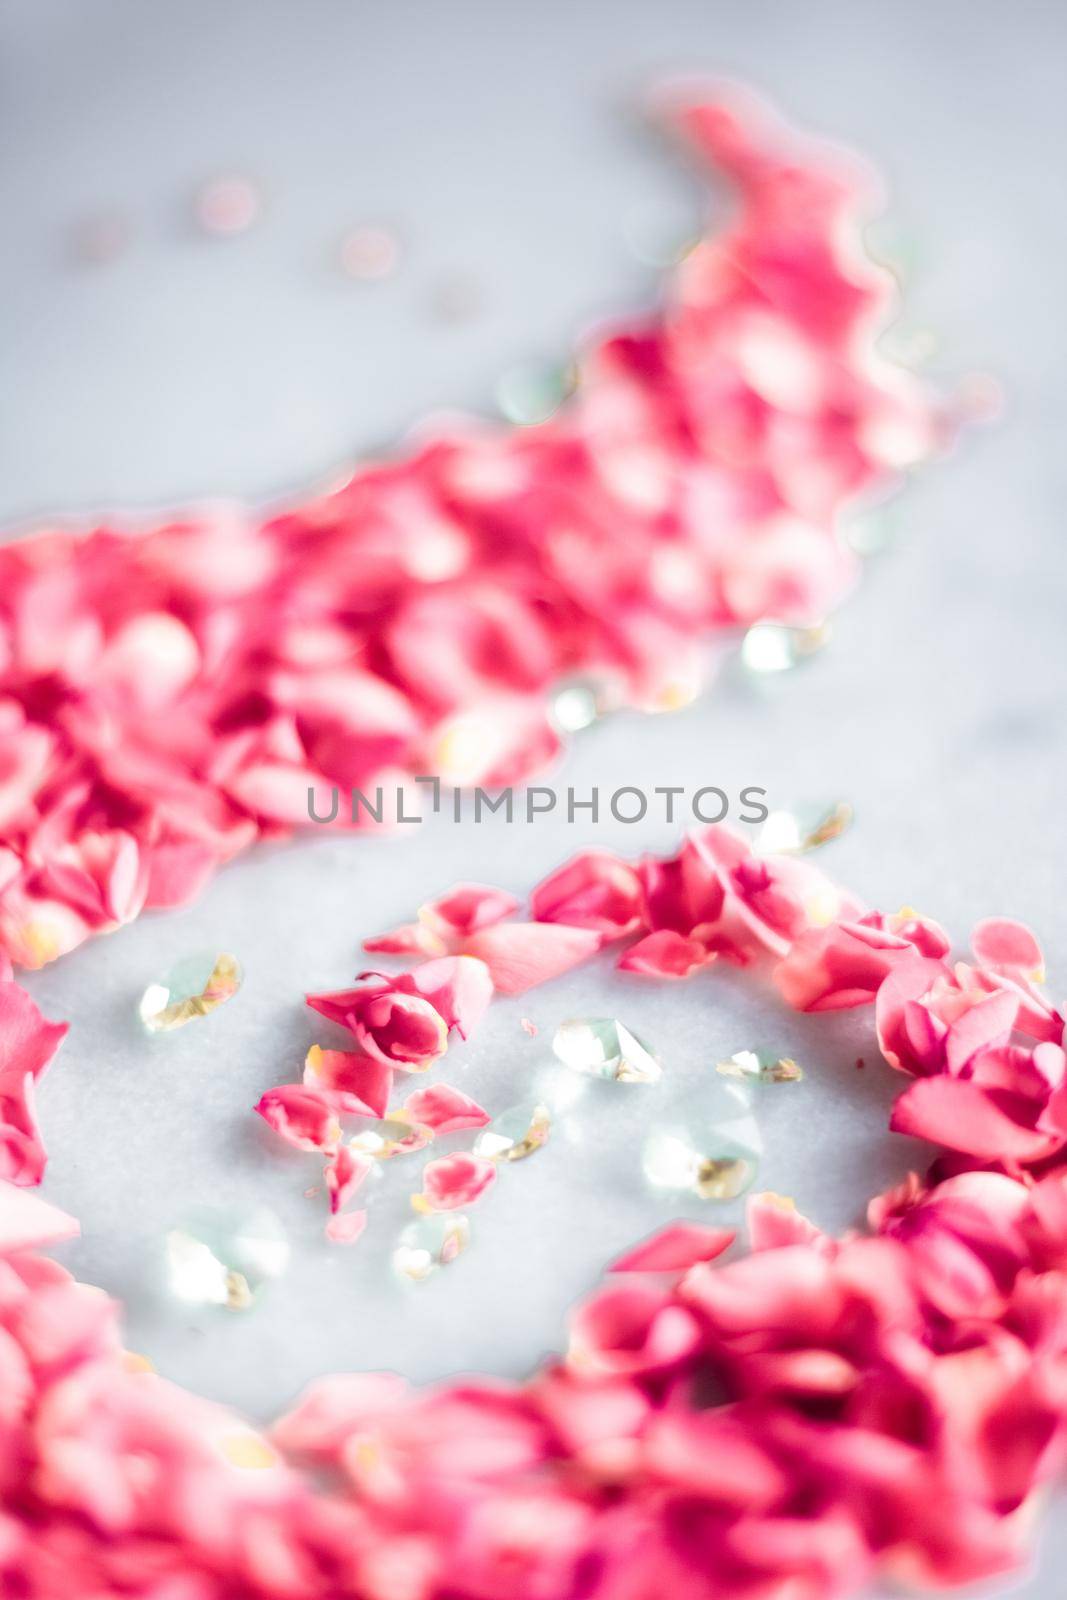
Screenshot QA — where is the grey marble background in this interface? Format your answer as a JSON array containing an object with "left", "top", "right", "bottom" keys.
[{"left": 3, "top": 3, "right": 1067, "bottom": 1594}]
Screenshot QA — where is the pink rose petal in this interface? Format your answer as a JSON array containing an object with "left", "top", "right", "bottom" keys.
[
  {"left": 417, "top": 1151, "right": 497, "bottom": 1211},
  {"left": 610, "top": 1223, "right": 735, "bottom": 1273},
  {"left": 325, "top": 1209, "right": 368, "bottom": 1245},
  {"left": 462, "top": 922, "right": 601, "bottom": 994},
  {"left": 402, "top": 1084, "right": 491, "bottom": 1135}
]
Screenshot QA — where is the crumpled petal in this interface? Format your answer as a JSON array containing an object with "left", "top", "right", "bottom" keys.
[
  {"left": 254, "top": 1084, "right": 348, "bottom": 1152},
  {"left": 617, "top": 929, "right": 712, "bottom": 978},
  {"left": 530, "top": 852, "right": 644, "bottom": 940},
  {"left": 303, "top": 1045, "right": 392, "bottom": 1119}
]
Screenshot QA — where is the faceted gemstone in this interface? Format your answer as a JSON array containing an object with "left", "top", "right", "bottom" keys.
[
  {"left": 717, "top": 1050, "right": 804, "bottom": 1084},
  {"left": 740, "top": 622, "right": 829, "bottom": 675},
  {"left": 393, "top": 1212, "right": 470, "bottom": 1282},
  {"left": 754, "top": 801, "right": 852, "bottom": 856},
  {"left": 552, "top": 1018, "right": 661, "bottom": 1083},
  {"left": 473, "top": 1102, "right": 551, "bottom": 1162},
  {"left": 165, "top": 1206, "right": 288, "bottom": 1310},
  {"left": 548, "top": 678, "right": 611, "bottom": 735},
  {"left": 642, "top": 1083, "right": 761, "bottom": 1202},
  {"left": 349, "top": 1115, "right": 433, "bottom": 1159},
  {"left": 495, "top": 363, "right": 575, "bottom": 426},
  {"left": 139, "top": 951, "right": 242, "bottom": 1032}
]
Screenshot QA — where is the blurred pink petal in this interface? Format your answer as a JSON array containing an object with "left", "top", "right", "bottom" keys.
[
  {"left": 617, "top": 928, "right": 712, "bottom": 978},
  {"left": 325, "top": 1209, "right": 368, "bottom": 1246},
  {"left": 417, "top": 1152, "right": 496, "bottom": 1211},
  {"left": 324, "top": 1147, "right": 373, "bottom": 1215},
  {"left": 463, "top": 922, "right": 600, "bottom": 994},
  {"left": 610, "top": 1222, "right": 735, "bottom": 1273},
  {"left": 0, "top": 981, "right": 69, "bottom": 1185},
  {"left": 530, "top": 852, "right": 644, "bottom": 940}
]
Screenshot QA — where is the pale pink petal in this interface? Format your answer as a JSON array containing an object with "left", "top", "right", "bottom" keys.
[
  {"left": 420, "top": 884, "right": 519, "bottom": 941},
  {"left": 325, "top": 1209, "right": 368, "bottom": 1245},
  {"left": 402, "top": 1084, "right": 490, "bottom": 1134},
  {"left": 972, "top": 917, "right": 1044, "bottom": 978},
  {"left": 406, "top": 954, "right": 493, "bottom": 1039},
  {"left": 0, "top": 1177, "right": 79, "bottom": 1252},
  {"left": 462, "top": 922, "right": 601, "bottom": 994}
]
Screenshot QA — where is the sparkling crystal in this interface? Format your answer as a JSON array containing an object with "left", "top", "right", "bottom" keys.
[
  {"left": 717, "top": 1050, "right": 804, "bottom": 1084},
  {"left": 548, "top": 678, "right": 607, "bottom": 735},
  {"left": 139, "top": 951, "right": 242, "bottom": 1032},
  {"left": 474, "top": 1102, "right": 550, "bottom": 1162},
  {"left": 349, "top": 1115, "right": 432, "bottom": 1159},
  {"left": 165, "top": 1206, "right": 288, "bottom": 1309},
  {"left": 740, "top": 622, "right": 830, "bottom": 675},
  {"left": 642, "top": 1084, "right": 761, "bottom": 1202},
  {"left": 552, "top": 1019, "right": 662, "bottom": 1083},
  {"left": 393, "top": 1212, "right": 470, "bottom": 1282},
  {"left": 755, "top": 801, "right": 852, "bottom": 856},
  {"left": 496, "top": 363, "right": 575, "bottom": 426}
]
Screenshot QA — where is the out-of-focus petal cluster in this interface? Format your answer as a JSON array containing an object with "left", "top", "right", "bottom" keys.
[
  {"left": 0, "top": 88, "right": 944, "bottom": 972},
  {"left": 4, "top": 805, "right": 1067, "bottom": 1596}
]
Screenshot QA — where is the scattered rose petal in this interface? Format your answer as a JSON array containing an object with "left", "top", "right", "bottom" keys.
[
  {"left": 610, "top": 1223, "right": 735, "bottom": 1273},
  {"left": 415, "top": 1152, "right": 497, "bottom": 1212}
]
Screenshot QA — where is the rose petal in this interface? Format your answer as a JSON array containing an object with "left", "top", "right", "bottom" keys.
[
  {"left": 303, "top": 1045, "right": 392, "bottom": 1118},
  {"left": 462, "top": 923, "right": 601, "bottom": 994},
  {"left": 617, "top": 929, "right": 712, "bottom": 979},
  {"left": 402, "top": 1084, "right": 491, "bottom": 1135},
  {"left": 417, "top": 1152, "right": 497, "bottom": 1211},
  {"left": 610, "top": 1223, "right": 735, "bottom": 1273}
]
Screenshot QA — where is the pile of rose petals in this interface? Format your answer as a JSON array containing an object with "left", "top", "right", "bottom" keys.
[
  {"left": 3, "top": 822, "right": 1067, "bottom": 1598},
  {"left": 0, "top": 89, "right": 944, "bottom": 971}
]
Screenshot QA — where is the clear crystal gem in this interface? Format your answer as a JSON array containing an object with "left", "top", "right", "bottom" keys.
[
  {"left": 552, "top": 1018, "right": 662, "bottom": 1083},
  {"left": 474, "top": 1102, "right": 551, "bottom": 1162},
  {"left": 139, "top": 951, "right": 242, "bottom": 1032},
  {"left": 393, "top": 1212, "right": 470, "bottom": 1282},
  {"left": 754, "top": 801, "right": 852, "bottom": 856},
  {"left": 548, "top": 678, "right": 612, "bottom": 735},
  {"left": 740, "top": 622, "right": 829, "bottom": 676},
  {"left": 165, "top": 1206, "right": 288, "bottom": 1309},
  {"left": 717, "top": 1050, "right": 804, "bottom": 1084},
  {"left": 496, "top": 363, "right": 575, "bottom": 426},
  {"left": 642, "top": 1084, "right": 762, "bottom": 1202},
  {"left": 349, "top": 1116, "right": 433, "bottom": 1159}
]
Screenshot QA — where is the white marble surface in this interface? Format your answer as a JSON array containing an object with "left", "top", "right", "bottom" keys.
[{"left": 4, "top": 3, "right": 1067, "bottom": 1593}]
